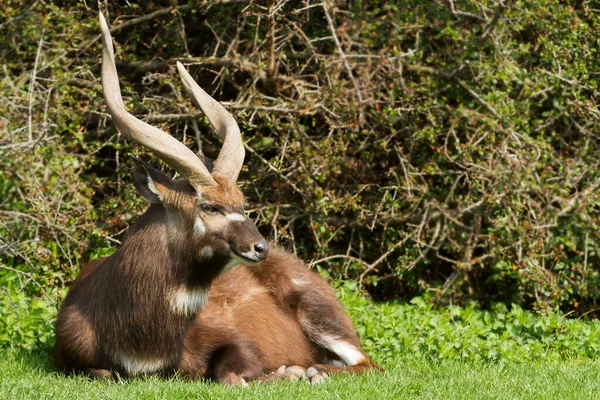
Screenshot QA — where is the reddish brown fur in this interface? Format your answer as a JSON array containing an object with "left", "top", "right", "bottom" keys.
[
  {"left": 53, "top": 165, "right": 272, "bottom": 379},
  {"left": 54, "top": 167, "right": 379, "bottom": 384},
  {"left": 70, "top": 247, "right": 380, "bottom": 384}
]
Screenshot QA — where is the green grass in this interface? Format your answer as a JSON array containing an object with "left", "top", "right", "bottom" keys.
[
  {"left": 3, "top": 288, "right": 600, "bottom": 399},
  {"left": 1, "top": 350, "right": 599, "bottom": 399}
]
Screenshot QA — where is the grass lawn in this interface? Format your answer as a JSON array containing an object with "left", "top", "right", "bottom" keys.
[
  {"left": 1, "top": 350, "right": 599, "bottom": 400},
  {"left": 3, "top": 290, "right": 600, "bottom": 399}
]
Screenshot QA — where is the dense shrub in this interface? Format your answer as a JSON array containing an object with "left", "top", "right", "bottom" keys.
[{"left": 1, "top": 0, "right": 599, "bottom": 325}]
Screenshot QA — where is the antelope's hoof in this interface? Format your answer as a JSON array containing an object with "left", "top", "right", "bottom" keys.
[
  {"left": 84, "top": 368, "right": 113, "bottom": 380},
  {"left": 283, "top": 365, "right": 306, "bottom": 380},
  {"left": 257, "top": 366, "right": 287, "bottom": 383},
  {"left": 267, "top": 365, "right": 309, "bottom": 381},
  {"left": 259, "top": 365, "right": 328, "bottom": 384},
  {"left": 219, "top": 373, "right": 248, "bottom": 386},
  {"left": 304, "top": 366, "right": 328, "bottom": 385}
]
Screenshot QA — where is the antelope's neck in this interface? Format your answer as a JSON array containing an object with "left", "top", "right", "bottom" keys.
[{"left": 119, "top": 205, "right": 242, "bottom": 315}]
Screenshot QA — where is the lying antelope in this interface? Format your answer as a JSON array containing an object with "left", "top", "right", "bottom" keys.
[{"left": 53, "top": 12, "right": 380, "bottom": 385}]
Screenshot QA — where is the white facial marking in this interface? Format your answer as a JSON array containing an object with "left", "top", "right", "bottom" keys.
[
  {"left": 200, "top": 247, "right": 213, "bottom": 259},
  {"left": 194, "top": 217, "right": 206, "bottom": 236},
  {"left": 196, "top": 188, "right": 203, "bottom": 201},
  {"left": 318, "top": 335, "right": 367, "bottom": 366},
  {"left": 170, "top": 287, "right": 209, "bottom": 315},
  {"left": 117, "top": 354, "right": 164, "bottom": 376},
  {"left": 146, "top": 175, "right": 162, "bottom": 200},
  {"left": 239, "top": 250, "right": 259, "bottom": 262},
  {"left": 226, "top": 213, "right": 246, "bottom": 222}
]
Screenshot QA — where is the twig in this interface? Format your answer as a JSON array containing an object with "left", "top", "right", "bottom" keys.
[
  {"left": 369, "top": 189, "right": 389, "bottom": 231},
  {"left": 243, "top": 143, "right": 304, "bottom": 196},
  {"left": 358, "top": 236, "right": 410, "bottom": 287},
  {"left": 32, "top": 86, "right": 54, "bottom": 152},
  {"left": 117, "top": 56, "right": 254, "bottom": 74},
  {"left": 190, "top": 119, "right": 204, "bottom": 158},
  {"left": 143, "top": 104, "right": 314, "bottom": 123},
  {"left": 265, "top": 0, "right": 278, "bottom": 93},
  {"left": 0, "top": 263, "right": 52, "bottom": 300},
  {"left": 0, "top": 135, "right": 58, "bottom": 150},
  {"left": 540, "top": 69, "right": 594, "bottom": 92},
  {"left": 577, "top": 307, "right": 600, "bottom": 320},
  {"left": 447, "top": 0, "right": 486, "bottom": 21},
  {"left": 454, "top": 78, "right": 499, "bottom": 117},
  {"left": 78, "top": 4, "right": 195, "bottom": 52},
  {"left": 557, "top": 177, "right": 600, "bottom": 217},
  {"left": 481, "top": 1, "right": 507, "bottom": 39},
  {"left": 66, "top": 78, "right": 97, "bottom": 89},
  {"left": 321, "top": 3, "right": 364, "bottom": 106},
  {"left": 173, "top": 3, "right": 191, "bottom": 56},
  {"left": 27, "top": 29, "right": 44, "bottom": 142},
  {"left": 0, "top": 0, "right": 40, "bottom": 28},
  {"left": 395, "top": 146, "right": 413, "bottom": 197}
]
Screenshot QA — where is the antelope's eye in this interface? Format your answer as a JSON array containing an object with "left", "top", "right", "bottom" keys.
[{"left": 200, "top": 204, "right": 220, "bottom": 214}]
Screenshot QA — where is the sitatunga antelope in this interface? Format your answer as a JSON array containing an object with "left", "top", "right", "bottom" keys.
[{"left": 53, "top": 12, "right": 380, "bottom": 385}]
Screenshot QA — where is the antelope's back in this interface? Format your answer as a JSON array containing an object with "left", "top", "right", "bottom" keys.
[{"left": 190, "top": 255, "right": 319, "bottom": 369}]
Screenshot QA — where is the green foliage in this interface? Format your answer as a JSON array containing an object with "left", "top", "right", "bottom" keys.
[
  {"left": 338, "top": 287, "right": 600, "bottom": 363},
  {"left": 2, "top": 292, "right": 600, "bottom": 398},
  {"left": 0, "top": 274, "right": 59, "bottom": 350},
  {"left": 1, "top": 0, "right": 599, "bottom": 331}
]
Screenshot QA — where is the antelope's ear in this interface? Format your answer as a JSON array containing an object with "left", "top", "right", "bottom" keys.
[{"left": 131, "top": 160, "right": 173, "bottom": 204}]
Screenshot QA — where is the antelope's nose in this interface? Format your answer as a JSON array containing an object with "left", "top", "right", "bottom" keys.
[{"left": 254, "top": 240, "right": 270, "bottom": 260}]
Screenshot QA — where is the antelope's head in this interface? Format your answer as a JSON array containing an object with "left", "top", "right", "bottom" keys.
[{"left": 99, "top": 13, "right": 269, "bottom": 270}]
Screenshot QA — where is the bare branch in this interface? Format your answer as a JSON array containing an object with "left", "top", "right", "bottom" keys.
[
  {"left": 27, "top": 29, "right": 44, "bottom": 142},
  {"left": 79, "top": 4, "right": 194, "bottom": 52},
  {"left": 243, "top": 143, "right": 305, "bottom": 197},
  {"left": 321, "top": 3, "right": 364, "bottom": 107},
  {"left": 265, "top": 0, "right": 278, "bottom": 94},
  {"left": 0, "top": 135, "right": 58, "bottom": 150},
  {"left": 447, "top": 0, "right": 487, "bottom": 21},
  {"left": 143, "top": 103, "right": 315, "bottom": 123},
  {"left": 117, "top": 56, "right": 255, "bottom": 74},
  {"left": 481, "top": 1, "right": 508, "bottom": 39}
]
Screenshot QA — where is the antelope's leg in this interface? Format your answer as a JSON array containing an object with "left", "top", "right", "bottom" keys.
[
  {"left": 292, "top": 285, "right": 382, "bottom": 372},
  {"left": 210, "top": 341, "right": 265, "bottom": 386},
  {"left": 180, "top": 322, "right": 265, "bottom": 385},
  {"left": 54, "top": 305, "right": 112, "bottom": 377}
]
